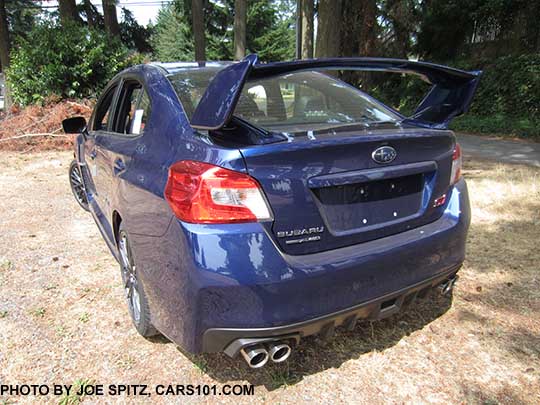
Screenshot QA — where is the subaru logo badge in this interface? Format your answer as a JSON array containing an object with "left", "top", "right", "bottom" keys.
[{"left": 372, "top": 146, "right": 397, "bottom": 164}]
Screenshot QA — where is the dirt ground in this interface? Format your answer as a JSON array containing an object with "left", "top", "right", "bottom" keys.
[{"left": 0, "top": 151, "right": 539, "bottom": 404}]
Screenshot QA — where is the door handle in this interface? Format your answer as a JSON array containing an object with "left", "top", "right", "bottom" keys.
[{"left": 113, "top": 158, "right": 126, "bottom": 176}]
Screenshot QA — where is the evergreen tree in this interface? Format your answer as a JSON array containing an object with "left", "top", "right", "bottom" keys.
[
  {"left": 152, "top": 3, "right": 194, "bottom": 61},
  {"left": 120, "top": 8, "right": 153, "bottom": 53},
  {"left": 152, "top": 0, "right": 295, "bottom": 62}
]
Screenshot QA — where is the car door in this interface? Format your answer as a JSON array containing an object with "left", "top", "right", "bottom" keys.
[
  {"left": 84, "top": 82, "right": 120, "bottom": 239},
  {"left": 92, "top": 78, "right": 150, "bottom": 243}
]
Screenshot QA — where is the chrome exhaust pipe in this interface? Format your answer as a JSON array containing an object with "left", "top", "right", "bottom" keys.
[
  {"left": 268, "top": 342, "right": 292, "bottom": 363},
  {"left": 240, "top": 345, "right": 269, "bottom": 368},
  {"left": 441, "top": 276, "right": 458, "bottom": 295}
]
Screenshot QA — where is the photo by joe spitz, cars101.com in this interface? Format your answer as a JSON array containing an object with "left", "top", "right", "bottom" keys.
[{"left": 64, "top": 54, "right": 480, "bottom": 368}]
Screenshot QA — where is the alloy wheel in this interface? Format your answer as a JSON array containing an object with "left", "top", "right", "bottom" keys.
[
  {"left": 119, "top": 233, "right": 141, "bottom": 324},
  {"left": 69, "top": 162, "right": 89, "bottom": 210}
]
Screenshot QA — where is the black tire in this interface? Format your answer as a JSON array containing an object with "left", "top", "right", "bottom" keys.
[
  {"left": 117, "top": 223, "right": 158, "bottom": 337},
  {"left": 68, "top": 160, "right": 90, "bottom": 212}
]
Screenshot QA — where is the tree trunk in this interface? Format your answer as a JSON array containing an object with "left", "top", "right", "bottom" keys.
[
  {"left": 387, "top": 0, "right": 410, "bottom": 57},
  {"left": 102, "top": 0, "right": 120, "bottom": 38},
  {"left": 192, "top": 0, "right": 206, "bottom": 61},
  {"left": 523, "top": 0, "right": 540, "bottom": 52},
  {"left": 315, "top": 0, "right": 342, "bottom": 58},
  {"left": 0, "top": 0, "right": 9, "bottom": 70},
  {"left": 234, "top": 0, "right": 247, "bottom": 60},
  {"left": 359, "top": 0, "right": 377, "bottom": 56},
  {"left": 295, "top": 0, "right": 302, "bottom": 59},
  {"left": 0, "top": 0, "right": 10, "bottom": 110},
  {"left": 83, "top": 0, "right": 98, "bottom": 28},
  {"left": 339, "top": 0, "right": 375, "bottom": 87},
  {"left": 58, "top": 0, "right": 82, "bottom": 25},
  {"left": 84, "top": 0, "right": 94, "bottom": 28},
  {"left": 301, "top": 0, "right": 313, "bottom": 59}
]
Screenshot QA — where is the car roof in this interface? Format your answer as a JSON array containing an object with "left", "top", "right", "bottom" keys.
[{"left": 150, "top": 61, "right": 234, "bottom": 75}]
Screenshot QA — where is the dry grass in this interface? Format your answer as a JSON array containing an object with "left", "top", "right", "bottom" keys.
[{"left": 0, "top": 152, "right": 539, "bottom": 404}]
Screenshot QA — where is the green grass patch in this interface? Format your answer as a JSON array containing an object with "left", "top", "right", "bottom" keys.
[
  {"left": 29, "top": 307, "right": 46, "bottom": 318},
  {"left": 0, "top": 259, "right": 13, "bottom": 271},
  {"left": 191, "top": 356, "right": 208, "bottom": 374},
  {"left": 78, "top": 312, "right": 90, "bottom": 323},
  {"left": 58, "top": 379, "right": 93, "bottom": 405}
]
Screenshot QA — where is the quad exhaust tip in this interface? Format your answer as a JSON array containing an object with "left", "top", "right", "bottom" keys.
[
  {"left": 240, "top": 342, "right": 292, "bottom": 368},
  {"left": 268, "top": 342, "right": 292, "bottom": 363},
  {"left": 240, "top": 345, "right": 269, "bottom": 369},
  {"left": 441, "top": 275, "right": 458, "bottom": 295}
]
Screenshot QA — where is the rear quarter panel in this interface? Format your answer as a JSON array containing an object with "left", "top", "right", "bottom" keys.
[{"left": 113, "top": 65, "right": 249, "bottom": 239}]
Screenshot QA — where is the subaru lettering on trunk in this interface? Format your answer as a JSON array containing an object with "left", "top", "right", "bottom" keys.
[
  {"left": 276, "top": 227, "right": 325, "bottom": 238},
  {"left": 64, "top": 54, "right": 480, "bottom": 368}
]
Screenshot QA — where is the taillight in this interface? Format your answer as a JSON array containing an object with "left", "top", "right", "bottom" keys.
[
  {"left": 450, "top": 143, "right": 462, "bottom": 185},
  {"left": 164, "top": 160, "right": 273, "bottom": 224}
]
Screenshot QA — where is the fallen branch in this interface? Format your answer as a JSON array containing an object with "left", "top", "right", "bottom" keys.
[
  {"left": 21, "top": 145, "right": 37, "bottom": 154},
  {"left": 0, "top": 132, "right": 70, "bottom": 142},
  {"left": 17, "top": 115, "right": 49, "bottom": 135},
  {"left": 66, "top": 100, "right": 91, "bottom": 109}
]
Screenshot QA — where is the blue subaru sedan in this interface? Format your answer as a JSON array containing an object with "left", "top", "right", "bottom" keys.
[{"left": 64, "top": 55, "right": 480, "bottom": 368}]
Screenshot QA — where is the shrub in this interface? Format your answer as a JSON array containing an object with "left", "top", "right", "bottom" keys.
[
  {"left": 457, "top": 54, "right": 540, "bottom": 122},
  {"left": 370, "top": 54, "right": 540, "bottom": 139},
  {"left": 451, "top": 114, "right": 540, "bottom": 139},
  {"left": 7, "top": 22, "right": 132, "bottom": 106},
  {"left": 448, "top": 54, "right": 540, "bottom": 138}
]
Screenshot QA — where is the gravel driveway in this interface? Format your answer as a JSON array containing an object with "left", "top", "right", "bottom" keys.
[{"left": 1, "top": 152, "right": 539, "bottom": 404}]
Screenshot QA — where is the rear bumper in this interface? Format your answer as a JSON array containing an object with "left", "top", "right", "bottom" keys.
[
  {"left": 204, "top": 267, "right": 459, "bottom": 355},
  {"left": 137, "top": 179, "right": 470, "bottom": 353}
]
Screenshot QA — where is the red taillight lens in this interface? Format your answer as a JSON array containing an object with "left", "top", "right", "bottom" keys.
[
  {"left": 164, "top": 160, "right": 273, "bottom": 224},
  {"left": 450, "top": 143, "right": 462, "bottom": 185}
]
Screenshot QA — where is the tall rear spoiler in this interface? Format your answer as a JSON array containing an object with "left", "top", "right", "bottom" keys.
[{"left": 190, "top": 54, "right": 482, "bottom": 131}]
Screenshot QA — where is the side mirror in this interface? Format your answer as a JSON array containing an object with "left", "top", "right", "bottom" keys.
[{"left": 62, "top": 116, "right": 88, "bottom": 135}]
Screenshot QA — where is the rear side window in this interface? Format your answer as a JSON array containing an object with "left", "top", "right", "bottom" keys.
[
  {"left": 113, "top": 81, "right": 151, "bottom": 136},
  {"left": 134, "top": 91, "right": 151, "bottom": 134},
  {"left": 235, "top": 71, "right": 400, "bottom": 131},
  {"left": 93, "top": 85, "right": 117, "bottom": 131}
]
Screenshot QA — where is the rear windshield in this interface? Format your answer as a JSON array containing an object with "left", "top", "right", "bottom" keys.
[
  {"left": 168, "top": 67, "right": 222, "bottom": 119},
  {"left": 235, "top": 72, "right": 400, "bottom": 131},
  {"left": 169, "top": 69, "right": 400, "bottom": 131}
]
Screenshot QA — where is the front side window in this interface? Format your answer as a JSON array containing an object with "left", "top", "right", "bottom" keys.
[
  {"left": 234, "top": 71, "right": 401, "bottom": 131},
  {"left": 93, "top": 85, "right": 117, "bottom": 131}
]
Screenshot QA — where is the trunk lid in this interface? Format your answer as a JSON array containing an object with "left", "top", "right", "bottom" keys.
[
  {"left": 184, "top": 55, "right": 478, "bottom": 254},
  {"left": 241, "top": 125, "right": 455, "bottom": 255}
]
